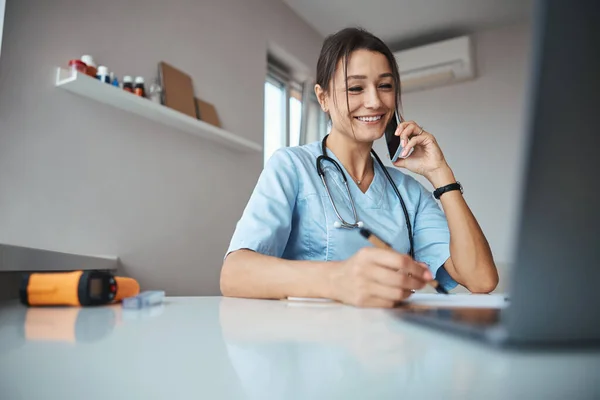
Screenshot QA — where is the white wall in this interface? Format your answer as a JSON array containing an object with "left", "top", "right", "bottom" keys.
[
  {"left": 374, "top": 21, "right": 533, "bottom": 287},
  {"left": 0, "top": 0, "right": 322, "bottom": 296}
]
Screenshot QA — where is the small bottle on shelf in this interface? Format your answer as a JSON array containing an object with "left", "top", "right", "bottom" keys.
[
  {"left": 148, "top": 80, "right": 163, "bottom": 104},
  {"left": 96, "top": 66, "right": 111, "bottom": 84},
  {"left": 122, "top": 76, "right": 134, "bottom": 93},
  {"left": 134, "top": 76, "right": 146, "bottom": 98},
  {"left": 68, "top": 59, "right": 87, "bottom": 75},
  {"left": 80, "top": 55, "right": 97, "bottom": 78}
]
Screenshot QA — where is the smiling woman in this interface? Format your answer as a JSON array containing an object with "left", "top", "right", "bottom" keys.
[{"left": 221, "top": 27, "right": 498, "bottom": 307}]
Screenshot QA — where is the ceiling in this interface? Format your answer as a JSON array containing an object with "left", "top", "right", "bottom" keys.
[{"left": 282, "top": 0, "right": 533, "bottom": 49}]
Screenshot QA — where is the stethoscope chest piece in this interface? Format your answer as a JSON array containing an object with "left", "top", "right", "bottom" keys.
[
  {"left": 333, "top": 220, "right": 364, "bottom": 229},
  {"left": 317, "top": 154, "right": 363, "bottom": 230}
]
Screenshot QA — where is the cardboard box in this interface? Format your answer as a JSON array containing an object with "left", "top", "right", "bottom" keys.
[
  {"left": 158, "top": 62, "right": 196, "bottom": 119},
  {"left": 195, "top": 98, "right": 221, "bottom": 128}
]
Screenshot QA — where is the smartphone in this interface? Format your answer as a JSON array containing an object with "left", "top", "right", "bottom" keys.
[{"left": 384, "top": 111, "right": 403, "bottom": 162}]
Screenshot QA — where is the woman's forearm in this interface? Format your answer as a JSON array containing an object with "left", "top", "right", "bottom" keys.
[
  {"left": 220, "top": 250, "right": 336, "bottom": 299},
  {"left": 427, "top": 167, "right": 499, "bottom": 292}
]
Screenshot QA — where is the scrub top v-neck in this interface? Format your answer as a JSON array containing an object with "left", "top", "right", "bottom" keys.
[{"left": 226, "top": 141, "right": 457, "bottom": 291}]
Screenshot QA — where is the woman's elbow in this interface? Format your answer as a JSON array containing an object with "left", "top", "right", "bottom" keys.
[
  {"left": 467, "top": 268, "right": 499, "bottom": 294},
  {"left": 219, "top": 256, "right": 237, "bottom": 297}
]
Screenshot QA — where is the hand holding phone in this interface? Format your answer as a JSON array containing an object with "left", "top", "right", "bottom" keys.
[
  {"left": 384, "top": 111, "right": 413, "bottom": 162},
  {"left": 386, "top": 117, "right": 451, "bottom": 179}
]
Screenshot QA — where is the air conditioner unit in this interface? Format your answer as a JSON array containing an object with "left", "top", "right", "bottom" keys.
[{"left": 393, "top": 36, "right": 475, "bottom": 93}]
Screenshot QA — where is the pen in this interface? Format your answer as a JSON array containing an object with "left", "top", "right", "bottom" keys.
[{"left": 359, "top": 227, "right": 449, "bottom": 294}]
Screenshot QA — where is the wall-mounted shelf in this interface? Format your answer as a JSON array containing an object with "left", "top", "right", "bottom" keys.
[
  {"left": 0, "top": 242, "right": 119, "bottom": 272},
  {"left": 55, "top": 67, "right": 263, "bottom": 153}
]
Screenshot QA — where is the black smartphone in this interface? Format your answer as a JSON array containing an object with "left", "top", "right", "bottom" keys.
[{"left": 384, "top": 111, "right": 403, "bottom": 162}]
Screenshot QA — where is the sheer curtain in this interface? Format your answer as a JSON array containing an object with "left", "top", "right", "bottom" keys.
[
  {"left": 263, "top": 66, "right": 329, "bottom": 165},
  {"left": 299, "top": 80, "right": 328, "bottom": 146}
]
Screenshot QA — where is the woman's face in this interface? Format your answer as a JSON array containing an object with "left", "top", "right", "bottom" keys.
[{"left": 318, "top": 49, "right": 397, "bottom": 143}]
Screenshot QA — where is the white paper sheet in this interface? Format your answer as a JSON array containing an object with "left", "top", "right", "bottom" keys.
[
  {"left": 402, "top": 293, "right": 509, "bottom": 309},
  {"left": 286, "top": 294, "right": 509, "bottom": 309},
  {"left": 286, "top": 297, "right": 333, "bottom": 302}
]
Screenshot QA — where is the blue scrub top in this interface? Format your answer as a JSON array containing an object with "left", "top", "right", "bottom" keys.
[{"left": 226, "top": 141, "right": 457, "bottom": 291}]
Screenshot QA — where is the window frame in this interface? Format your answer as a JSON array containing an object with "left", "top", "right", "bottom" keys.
[{"left": 264, "top": 57, "right": 328, "bottom": 164}]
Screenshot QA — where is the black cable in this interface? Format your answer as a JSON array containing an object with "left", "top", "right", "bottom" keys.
[
  {"left": 370, "top": 150, "right": 415, "bottom": 259},
  {"left": 319, "top": 135, "right": 414, "bottom": 258}
]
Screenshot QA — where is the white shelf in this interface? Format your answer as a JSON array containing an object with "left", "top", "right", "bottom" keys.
[
  {"left": 0, "top": 242, "right": 119, "bottom": 272},
  {"left": 55, "top": 67, "right": 263, "bottom": 153}
]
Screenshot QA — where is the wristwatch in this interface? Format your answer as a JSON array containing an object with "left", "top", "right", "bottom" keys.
[{"left": 433, "top": 181, "right": 463, "bottom": 199}]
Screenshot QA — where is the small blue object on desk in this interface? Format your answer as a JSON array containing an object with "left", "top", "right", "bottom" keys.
[{"left": 122, "top": 290, "right": 165, "bottom": 309}]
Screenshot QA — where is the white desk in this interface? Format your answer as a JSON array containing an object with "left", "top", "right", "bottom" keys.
[{"left": 0, "top": 297, "right": 598, "bottom": 399}]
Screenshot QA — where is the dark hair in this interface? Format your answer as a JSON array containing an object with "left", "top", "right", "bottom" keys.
[{"left": 316, "top": 27, "right": 402, "bottom": 119}]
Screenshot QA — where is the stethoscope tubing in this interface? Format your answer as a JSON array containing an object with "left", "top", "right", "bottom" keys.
[{"left": 317, "top": 135, "right": 415, "bottom": 258}]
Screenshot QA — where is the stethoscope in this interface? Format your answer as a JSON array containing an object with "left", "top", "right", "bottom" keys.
[{"left": 316, "top": 134, "right": 415, "bottom": 258}]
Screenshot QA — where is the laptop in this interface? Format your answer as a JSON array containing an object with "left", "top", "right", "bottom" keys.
[{"left": 399, "top": 0, "right": 600, "bottom": 347}]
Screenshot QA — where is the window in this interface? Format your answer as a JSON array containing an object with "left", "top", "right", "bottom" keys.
[{"left": 264, "top": 59, "right": 328, "bottom": 165}]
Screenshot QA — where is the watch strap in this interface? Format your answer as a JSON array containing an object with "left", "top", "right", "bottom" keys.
[{"left": 433, "top": 182, "right": 462, "bottom": 200}]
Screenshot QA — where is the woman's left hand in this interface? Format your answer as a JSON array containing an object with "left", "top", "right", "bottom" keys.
[{"left": 392, "top": 121, "right": 449, "bottom": 180}]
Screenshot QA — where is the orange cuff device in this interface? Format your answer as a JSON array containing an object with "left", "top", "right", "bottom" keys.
[{"left": 20, "top": 270, "right": 140, "bottom": 307}]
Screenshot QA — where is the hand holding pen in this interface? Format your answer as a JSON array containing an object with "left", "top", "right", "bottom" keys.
[
  {"left": 327, "top": 228, "right": 446, "bottom": 308},
  {"left": 359, "top": 228, "right": 448, "bottom": 295}
]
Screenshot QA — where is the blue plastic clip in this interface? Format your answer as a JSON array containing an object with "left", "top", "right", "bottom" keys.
[{"left": 122, "top": 290, "right": 165, "bottom": 309}]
